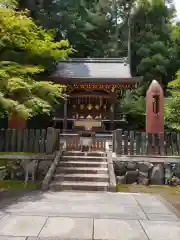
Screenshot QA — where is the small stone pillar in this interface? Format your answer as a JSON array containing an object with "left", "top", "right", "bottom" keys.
[
  {"left": 146, "top": 80, "right": 164, "bottom": 133},
  {"left": 8, "top": 112, "right": 26, "bottom": 129}
]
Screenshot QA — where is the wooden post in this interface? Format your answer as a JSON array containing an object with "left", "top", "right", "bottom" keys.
[
  {"left": 110, "top": 103, "right": 115, "bottom": 131},
  {"left": 135, "top": 132, "right": 141, "bottom": 155},
  {"left": 147, "top": 133, "right": 153, "bottom": 155},
  {"left": 34, "top": 129, "right": 41, "bottom": 153},
  {"left": 40, "top": 129, "right": 46, "bottom": 153},
  {"left": 17, "top": 129, "right": 23, "bottom": 152},
  {"left": 11, "top": 129, "right": 16, "bottom": 152},
  {"left": 54, "top": 129, "right": 60, "bottom": 151},
  {"left": 110, "top": 88, "right": 115, "bottom": 131},
  {"left": 112, "top": 130, "right": 116, "bottom": 152},
  {"left": 5, "top": 129, "right": 10, "bottom": 152},
  {"left": 115, "top": 129, "right": 122, "bottom": 156},
  {"left": 23, "top": 129, "right": 29, "bottom": 152},
  {"left": 129, "top": 131, "right": 135, "bottom": 155},
  {"left": 159, "top": 133, "right": 165, "bottom": 156},
  {"left": 124, "top": 131, "right": 128, "bottom": 155},
  {"left": 29, "top": 129, "right": 35, "bottom": 152},
  {"left": 171, "top": 132, "right": 178, "bottom": 155},
  {"left": 177, "top": 132, "right": 180, "bottom": 155},
  {"left": 63, "top": 99, "right": 68, "bottom": 132},
  {"left": 0, "top": 129, "right": 5, "bottom": 152},
  {"left": 46, "top": 127, "right": 55, "bottom": 153}
]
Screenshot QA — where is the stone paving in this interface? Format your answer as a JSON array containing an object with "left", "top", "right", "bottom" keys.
[{"left": 0, "top": 191, "right": 180, "bottom": 240}]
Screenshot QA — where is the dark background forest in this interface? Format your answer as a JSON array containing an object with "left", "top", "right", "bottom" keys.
[{"left": 0, "top": 0, "right": 180, "bottom": 130}]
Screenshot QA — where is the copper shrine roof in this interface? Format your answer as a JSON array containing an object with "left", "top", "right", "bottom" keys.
[{"left": 51, "top": 58, "right": 140, "bottom": 83}]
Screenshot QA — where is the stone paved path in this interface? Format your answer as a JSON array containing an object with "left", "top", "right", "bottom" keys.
[{"left": 0, "top": 191, "right": 180, "bottom": 239}]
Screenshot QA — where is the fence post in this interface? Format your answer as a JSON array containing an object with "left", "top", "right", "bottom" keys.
[
  {"left": 124, "top": 131, "right": 128, "bottom": 155},
  {"left": 115, "top": 129, "right": 122, "bottom": 156},
  {"left": 46, "top": 127, "right": 55, "bottom": 153},
  {"left": 54, "top": 129, "right": 60, "bottom": 151},
  {"left": 159, "top": 133, "right": 165, "bottom": 156},
  {"left": 135, "top": 132, "right": 141, "bottom": 155},
  {"left": 130, "top": 131, "right": 135, "bottom": 155},
  {"left": 177, "top": 132, "right": 180, "bottom": 155},
  {"left": 112, "top": 130, "right": 116, "bottom": 153}
]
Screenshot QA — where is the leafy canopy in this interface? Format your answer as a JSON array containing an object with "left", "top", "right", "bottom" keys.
[
  {"left": 165, "top": 71, "right": 180, "bottom": 130},
  {"left": 131, "top": 0, "right": 175, "bottom": 87},
  {"left": 19, "top": 0, "right": 134, "bottom": 58},
  {"left": 0, "top": 6, "right": 72, "bottom": 119}
]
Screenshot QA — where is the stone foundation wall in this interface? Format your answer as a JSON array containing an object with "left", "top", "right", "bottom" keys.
[
  {"left": 113, "top": 161, "right": 180, "bottom": 186},
  {"left": 0, "top": 160, "right": 52, "bottom": 181}
]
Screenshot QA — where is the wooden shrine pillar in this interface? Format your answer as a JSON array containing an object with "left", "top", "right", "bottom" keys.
[
  {"left": 110, "top": 102, "right": 115, "bottom": 130},
  {"left": 110, "top": 88, "right": 115, "bottom": 131},
  {"left": 8, "top": 112, "right": 26, "bottom": 129},
  {"left": 63, "top": 98, "right": 68, "bottom": 131}
]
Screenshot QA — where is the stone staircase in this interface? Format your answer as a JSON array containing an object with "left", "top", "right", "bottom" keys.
[{"left": 49, "top": 151, "right": 110, "bottom": 191}]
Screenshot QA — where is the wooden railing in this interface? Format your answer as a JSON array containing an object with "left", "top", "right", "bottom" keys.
[
  {"left": 113, "top": 130, "right": 180, "bottom": 156},
  {"left": 92, "top": 139, "right": 106, "bottom": 151},
  {"left": 0, "top": 128, "right": 60, "bottom": 153},
  {"left": 65, "top": 134, "right": 81, "bottom": 151},
  {"left": 1, "top": 128, "right": 179, "bottom": 156},
  {"left": 65, "top": 134, "right": 107, "bottom": 152}
]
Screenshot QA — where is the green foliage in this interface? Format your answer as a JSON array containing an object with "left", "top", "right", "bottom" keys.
[
  {"left": 0, "top": 0, "right": 17, "bottom": 8},
  {"left": 131, "top": 0, "right": 175, "bottom": 86},
  {"left": 19, "top": 0, "right": 134, "bottom": 57},
  {"left": 119, "top": 0, "right": 180, "bottom": 129},
  {"left": 119, "top": 89, "right": 146, "bottom": 129},
  {"left": 165, "top": 71, "right": 180, "bottom": 130},
  {"left": 0, "top": 180, "right": 40, "bottom": 189},
  {"left": 1, "top": 0, "right": 179, "bottom": 129},
  {"left": 0, "top": 7, "right": 72, "bottom": 119}
]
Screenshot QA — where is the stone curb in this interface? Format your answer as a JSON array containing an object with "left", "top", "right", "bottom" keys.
[
  {"left": 0, "top": 154, "right": 55, "bottom": 160},
  {"left": 157, "top": 194, "right": 180, "bottom": 218},
  {"left": 113, "top": 156, "right": 180, "bottom": 163},
  {"left": 115, "top": 155, "right": 180, "bottom": 159},
  {"left": 107, "top": 152, "right": 116, "bottom": 192},
  {"left": 41, "top": 151, "right": 62, "bottom": 190}
]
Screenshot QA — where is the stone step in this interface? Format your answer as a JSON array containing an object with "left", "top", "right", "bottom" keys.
[
  {"left": 58, "top": 161, "right": 107, "bottom": 168},
  {"left": 63, "top": 151, "right": 85, "bottom": 156},
  {"left": 87, "top": 152, "right": 106, "bottom": 157},
  {"left": 49, "top": 181, "right": 109, "bottom": 191},
  {"left": 62, "top": 156, "right": 107, "bottom": 162},
  {"left": 53, "top": 173, "right": 109, "bottom": 182},
  {"left": 63, "top": 151, "right": 106, "bottom": 157},
  {"left": 56, "top": 167, "right": 108, "bottom": 174}
]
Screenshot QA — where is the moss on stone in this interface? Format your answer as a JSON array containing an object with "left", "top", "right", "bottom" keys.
[{"left": 0, "top": 180, "right": 40, "bottom": 190}]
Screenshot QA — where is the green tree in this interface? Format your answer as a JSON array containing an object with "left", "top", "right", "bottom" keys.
[
  {"left": 18, "top": 0, "right": 135, "bottom": 57},
  {"left": 165, "top": 71, "right": 180, "bottom": 130},
  {"left": 130, "top": 0, "right": 175, "bottom": 87},
  {"left": 0, "top": 0, "right": 17, "bottom": 8},
  {"left": 0, "top": 6, "right": 72, "bottom": 119},
  {"left": 119, "top": 88, "right": 146, "bottom": 129},
  {"left": 118, "top": 0, "right": 176, "bottom": 129},
  {"left": 18, "top": 0, "right": 110, "bottom": 57},
  {"left": 168, "top": 24, "right": 180, "bottom": 82}
]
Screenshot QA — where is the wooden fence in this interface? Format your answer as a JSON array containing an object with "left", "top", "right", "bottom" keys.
[
  {"left": 65, "top": 134, "right": 106, "bottom": 152},
  {"left": 113, "top": 130, "right": 180, "bottom": 156},
  {"left": 0, "top": 128, "right": 60, "bottom": 153},
  {"left": 1, "top": 128, "right": 180, "bottom": 156}
]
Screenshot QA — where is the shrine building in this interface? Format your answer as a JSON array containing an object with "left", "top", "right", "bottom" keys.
[{"left": 51, "top": 58, "right": 140, "bottom": 132}]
